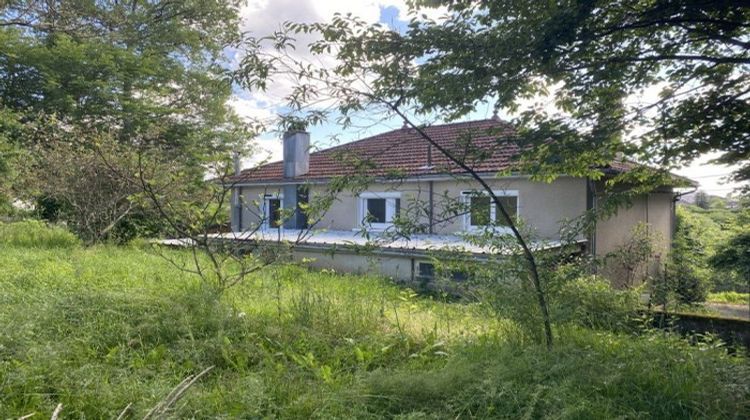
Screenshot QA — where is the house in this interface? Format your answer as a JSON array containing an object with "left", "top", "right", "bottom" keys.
[{"left": 227, "top": 119, "right": 686, "bottom": 286}]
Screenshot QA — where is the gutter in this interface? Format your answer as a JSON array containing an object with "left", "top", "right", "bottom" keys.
[{"left": 228, "top": 172, "right": 573, "bottom": 188}]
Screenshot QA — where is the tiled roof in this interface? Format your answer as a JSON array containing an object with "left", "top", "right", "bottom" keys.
[
  {"left": 231, "top": 119, "right": 520, "bottom": 183},
  {"left": 229, "top": 118, "right": 663, "bottom": 184}
]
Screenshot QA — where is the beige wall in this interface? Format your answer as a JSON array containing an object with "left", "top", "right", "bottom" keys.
[
  {"left": 239, "top": 176, "right": 588, "bottom": 240},
  {"left": 595, "top": 193, "right": 673, "bottom": 257},
  {"left": 292, "top": 248, "right": 414, "bottom": 280},
  {"left": 237, "top": 185, "right": 285, "bottom": 231},
  {"left": 595, "top": 192, "right": 674, "bottom": 286},
  {"left": 429, "top": 176, "right": 587, "bottom": 239},
  {"left": 238, "top": 179, "right": 673, "bottom": 253},
  {"left": 236, "top": 178, "right": 676, "bottom": 287}
]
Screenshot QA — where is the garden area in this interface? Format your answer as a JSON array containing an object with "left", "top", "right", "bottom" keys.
[
  {"left": 1, "top": 221, "right": 748, "bottom": 418},
  {"left": 2, "top": 1, "right": 750, "bottom": 418}
]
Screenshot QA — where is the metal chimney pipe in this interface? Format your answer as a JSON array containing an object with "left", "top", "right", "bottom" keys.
[{"left": 232, "top": 151, "right": 241, "bottom": 176}]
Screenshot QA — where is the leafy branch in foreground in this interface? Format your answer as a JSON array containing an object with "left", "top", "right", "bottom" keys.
[{"left": 406, "top": 1, "right": 749, "bottom": 191}]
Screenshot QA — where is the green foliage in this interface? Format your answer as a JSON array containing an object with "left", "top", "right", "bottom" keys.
[
  {"left": 708, "top": 292, "right": 750, "bottom": 305},
  {"left": 678, "top": 203, "right": 749, "bottom": 293},
  {"left": 0, "top": 220, "right": 79, "bottom": 248},
  {"left": 550, "top": 276, "right": 641, "bottom": 332},
  {"left": 0, "top": 2, "right": 243, "bottom": 143},
  {"left": 363, "top": 326, "right": 748, "bottom": 419},
  {"left": 0, "top": 223, "right": 747, "bottom": 418},
  {"left": 668, "top": 207, "right": 711, "bottom": 304},
  {"left": 0, "top": 1, "right": 249, "bottom": 240},
  {"left": 710, "top": 231, "right": 750, "bottom": 288}
]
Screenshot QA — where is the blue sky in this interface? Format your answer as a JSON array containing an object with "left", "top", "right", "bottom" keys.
[{"left": 229, "top": 1, "right": 744, "bottom": 196}]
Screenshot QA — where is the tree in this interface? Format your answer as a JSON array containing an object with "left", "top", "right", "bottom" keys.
[
  {"left": 305, "top": 1, "right": 748, "bottom": 191},
  {"left": 0, "top": 106, "right": 24, "bottom": 213},
  {"left": 694, "top": 190, "right": 711, "bottom": 209},
  {"left": 232, "top": 4, "right": 733, "bottom": 348},
  {"left": 0, "top": 1, "right": 247, "bottom": 236},
  {"left": 21, "top": 133, "right": 143, "bottom": 242},
  {"left": 229, "top": 0, "right": 750, "bottom": 345}
]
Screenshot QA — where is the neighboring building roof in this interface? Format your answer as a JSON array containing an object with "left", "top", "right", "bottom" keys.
[{"left": 231, "top": 119, "right": 519, "bottom": 184}]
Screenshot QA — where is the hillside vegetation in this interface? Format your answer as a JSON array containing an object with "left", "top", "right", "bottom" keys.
[
  {"left": 0, "top": 221, "right": 748, "bottom": 418},
  {"left": 674, "top": 200, "right": 749, "bottom": 299}
]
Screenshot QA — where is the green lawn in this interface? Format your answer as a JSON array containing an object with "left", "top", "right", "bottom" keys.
[{"left": 0, "top": 221, "right": 748, "bottom": 418}]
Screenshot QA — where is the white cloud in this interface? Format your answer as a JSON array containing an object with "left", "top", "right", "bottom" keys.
[
  {"left": 228, "top": 95, "right": 274, "bottom": 123},
  {"left": 245, "top": 138, "right": 283, "bottom": 167},
  {"left": 232, "top": 0, "right": 446, "bottom": 113}
]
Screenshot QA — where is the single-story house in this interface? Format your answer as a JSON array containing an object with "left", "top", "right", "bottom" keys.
[{"left": 227, "top": 118, "right": 689, "bottom": 286}]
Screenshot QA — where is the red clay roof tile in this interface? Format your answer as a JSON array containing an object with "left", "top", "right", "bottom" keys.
[{"left": 231, "top": 119, "right": 522, "bottom": 183}]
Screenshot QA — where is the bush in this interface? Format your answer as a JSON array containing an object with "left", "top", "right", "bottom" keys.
[
  {"left": 551, "top": 276, "right": 641, "bottom": 331},
  {"left": 669, "top": 208, "right": 711, "bottom": 304},
  {"left": 710, "top": 231, "right": 750, "bottom": 293},
  {"left": 669, "top": 262, "right": 710, "bottom": 304},
  {"left": 0, "top": 220, "right": 79, "bottom": 248}
]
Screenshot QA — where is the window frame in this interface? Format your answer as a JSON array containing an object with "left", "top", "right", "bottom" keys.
[
  {"left": 357, "top": 191, "right": 402, "bottom": 230},
  {"left": 417, "top": 261, "right": 435, "bottom": 282},
  {"left": 462, "top": 190, "right": 519, "bottom": 233},
  {"left": 262, "top": 193, "right": 284, "bottom": 229}
]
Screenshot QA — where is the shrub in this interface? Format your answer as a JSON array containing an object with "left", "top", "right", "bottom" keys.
[
  {"left": 669, "top": 262, "right": 710, "bottom": 304},
  {"left": 669, "top": 207, "right": 711, "bottom": 304},
  {"left": 709, "top": 231, "right": 750, "bottom": 293},
  {"left": 0, "top": 220, "right": 79, "bottom": 248},
  {"left": 551, "top": 276, "right": 641, "bottom": 331},
  {"left": 604, "top": 222, "right": 659, "bottom": 288}
]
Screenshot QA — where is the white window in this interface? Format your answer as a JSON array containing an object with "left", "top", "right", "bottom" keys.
[
  {"left": 462, "top": 190, "right": 519, "bottom": 233},
  {"left": 358, "top": 192, "right": 401, "bottom": 230},
  {"left": 262, "top": 194, "right": 283, "bottom": 229}
]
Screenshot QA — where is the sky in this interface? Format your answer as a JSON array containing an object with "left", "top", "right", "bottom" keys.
[{"left": 228, "top": 0, "right": 746, "bottom": 197}]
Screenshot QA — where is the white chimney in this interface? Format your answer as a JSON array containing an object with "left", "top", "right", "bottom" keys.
[{"left": 283, "top": 131, "right": 310, "bottom": 178}]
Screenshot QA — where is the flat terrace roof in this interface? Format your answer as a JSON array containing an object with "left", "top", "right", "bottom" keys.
[{"left": 161, "top": 229, "right": 586, "bottom": 258}]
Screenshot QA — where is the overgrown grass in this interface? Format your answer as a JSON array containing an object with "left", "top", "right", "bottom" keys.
[
  {"left": 0, "top": 221, "right": 748, "bottom": 418},
  {"left": 708, "top": 292, "right": 750, "bottom": 305},
  {"left": 0, "top": 219, "right": 79, "bottom": 248}
]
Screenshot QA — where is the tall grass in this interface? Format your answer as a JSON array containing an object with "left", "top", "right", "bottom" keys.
[
  {"left": 0, "top": 221, "right": 748, "bottom": 418},
  {"left": 708, "top": 291, "right": 750, "bottom": 305},
  {"left": 0, "top": 219, "right": 79, "bottom": 248}
]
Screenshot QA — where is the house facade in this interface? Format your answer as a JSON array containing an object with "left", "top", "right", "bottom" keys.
[{"left": 228, "top": 119, "right": 682, "bottom": 286}]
